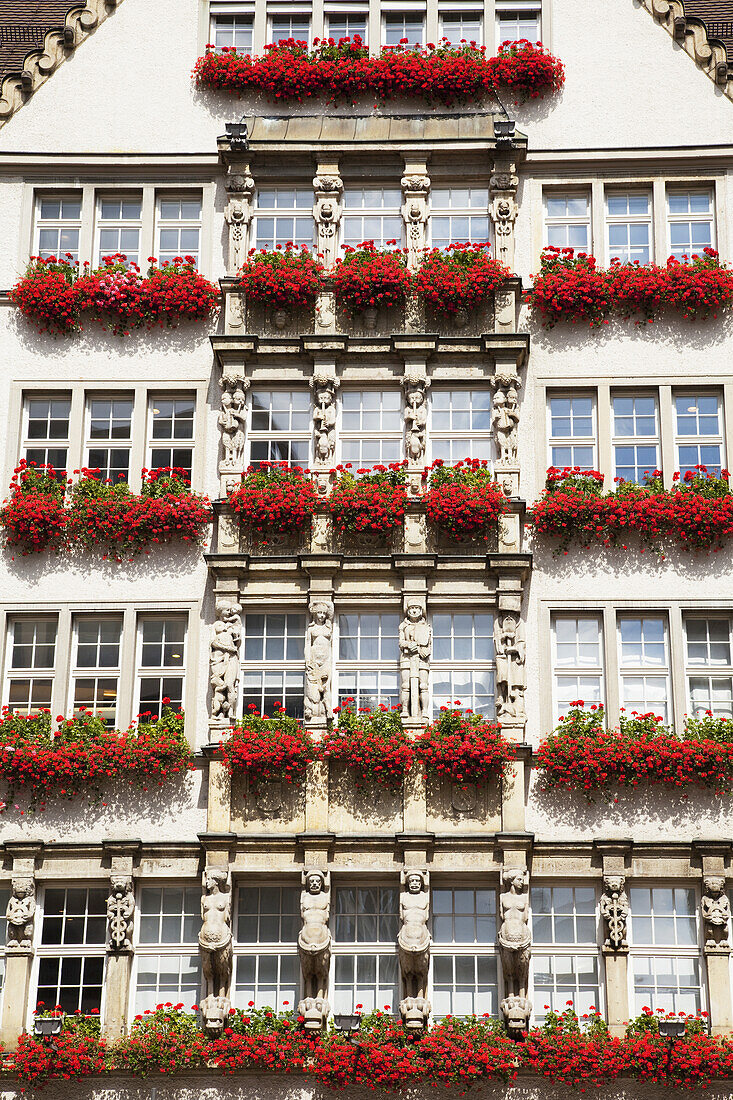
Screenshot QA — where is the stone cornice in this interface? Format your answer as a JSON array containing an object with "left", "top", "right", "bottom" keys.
[
  {"left": 0, "top": 0, "right": 125, "bottom": 129},
  {"left": 641, "top": 0, "right": 733, "bottom": 100}
]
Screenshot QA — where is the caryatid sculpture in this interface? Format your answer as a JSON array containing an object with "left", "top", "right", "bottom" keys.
[
  {"left": 398, "top": 869, "right": 431, "bottom": 1030},
  {"left": 600, "top": 875, "right": 629, "bottom": 951},
  {"left": 405, "top": 379, "right": 429, "bottom": 464},
  {"left": 494, "top": 612, "right": 526, "bottom": 722},
  {"left": 702, "top": 876, "right": 731, "bottom": 950},
  {"left": 199, "top": 868, "right": 233, "bottom": 1034},
  {"left": 210, "top": 599, "right": 242, "bottom": 722},
  {"left": 313, "top": 174, "right": 343, "bottom": 270},
  {"left": 297, "top": 869, "right": 331, "bottom": 1030},
  {"left": 313, "top": 379, "right": 338, "bottom": 466},
  {"left": 399, "top": 603, "right": 432, "bottom": 720},
  {"left": 218, "top": 384, "right": 247, "bottom": 470},
  {"left": 107, "top": 875, "right": 135, "bottom": 952},
  {"left": 304, "top": 601, "right": 333, "bottom": 722},
  {"left": 498, "top": 868, "right": 532, "bottom": 1035},
  {"left": 491, "top": 379, "right": 520, "bottom": 466},
  {"left": 6, "top": 877, "right": 35, "bottom": 951}
]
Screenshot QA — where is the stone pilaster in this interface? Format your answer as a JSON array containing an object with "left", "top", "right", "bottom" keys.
[
  {"left": 102, "top": 841, "right": 141, "bottom": 1040},
  {"left": 1, "top": 842, "right": 43, "bottom": 1050},
  {"left": 401, "top": 159, "right": 430, "bottom": 272},
  {"left": 489, "top": 155, "right": 519, "bottom": 272},
  {"left": 694, "top": 841, "right": 733, "bottom": 1034},
  {"left": 595, "top": 841, "right": 632, "bottom": 1037},
  {"left": 224, "top": 162, "right": 255, "bottom": 276}
]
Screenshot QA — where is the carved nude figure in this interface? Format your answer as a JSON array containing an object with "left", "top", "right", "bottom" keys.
[
  {"left": 405, "top": 383, "right": 428, "bottom": 463},
  {"left": 313, "top": 384, "right": 337, "bottom": 464},
  {"left": 491, "top": 385, "right": 519, "bottom": 465},
  {"left": 199, "top": 869, "right": 233, "bottom": 1032},
  {"left": 498, "top": 868, "right": 531, "bottom": 999},
  {"left": 298, "top": 869, "right": 331, "bottom": 1001},
  {"left": 210, "top": 601, "right": 242, "bottom": 720},
  {"left": 304, "top": 602, "right": 333, "bottom": 721},
  {"left": 218, "top": 387, "right": 246, "bottom": 468}
]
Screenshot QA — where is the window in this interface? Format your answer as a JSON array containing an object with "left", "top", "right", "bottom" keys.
[
  {"left": 235, "top": 885, "right": 300, "bottom": 1012},
  {"left": 248, "top": 389, "right": 311, "bottom": 466},
  {"left": 383, "top": 12, "right": 424, "bottom": 44},
  {"left": 552, "top": 615, "right": 604, "bottom": 724},
  {"left": 531, "top": 885, "right": 600, "bottom": 1023},
  {"left": 86, "top": 396, "right": 133, "bottom": 483},
  {"left": 157, "top": 196, "right": 202, "bottom": 267},
  {"left": 629, "top": 886, "right": 702, "bottom": 1015},
  {"left": 340, "top": 389, "right": 402, "bottom": 465},
  {"left": 333, "top": 884, "right": 399, "bottom": 1014},
  {"left": 135, "top": 885, "right": 201, "bottom": 1013},
  {"left": 496, "top": 2, "right": 540, "bottom": 42},
  {"left": 241, "top": 613, "right": 305, "bottom": 717},
  {"left": 35, "top": 195, "right": 82, "bottom": 262},
  {"left": 23, "top": 394, "right": 71, "bottom": 473},
  {"left": 253, "top": 188, "right": 314, "bottom": 250},
  {"left": 212, "top": 11, "right": 254, "bottom": 52},
  {"left": 667, "top": 189, "right": 714, "bottom": 262},
  {"left": 618, "top": 615, "right": 670, "bottom": 722},
  {"left": 148, "top": 396, "right": 195, "bottom": 479},
  {"left": 136, "top": 615, "right": 186, "bottom": 718},
  {"left": 439, "top": 10, "right": 482, "bottom": 44},
  {"left": 70, "top": 616, "right": 122, "bottom": 727},
  {"left": 326, "top": 12, "right": 367, "bottom": 40},
  {"left": 606, "top": 191, "right": 652, "bottom": 265},
  {"left": 685, "top": 616, "right": 733, "bottom": 719},
  {"left": 431, "top": 886, "right": 498, "bottom": 1017},
  {"left": 430, "top": 389, "right": 492, "bottom": 463},
  {"left": 612, "top": 394, "right": 659, "bottom": 484},
  {"left": 342, "top": 188, "right": 403, "bottom": 249},
  {"left": 337, "top": 612, "right": 400, "bottom": 709},
  {"left": 36, "top": 887, "right": 107, "bottom": 1015},
  {"left": 432, "top": 613, "right": 495, "bottom": 717},
  {"left": 429, "top": 187, "right": 490, "bottom": 250},
  {"left": 4, "top": 617, "right": 57, "bottom": 713},
  {"left": 96, "top": 196, "right": 142, "bottom": 267},
  {"left": 544, "top": 192, "right": 590, "bottom": 251},
  {"left": 674, "top": 393, "right": 723, "bottom": 478},
  {"left": 269, "top": 12, "right": 310, "bottom": 42},
  {"left": 547, "top": 394, "right": 596, "bottom": 470}
]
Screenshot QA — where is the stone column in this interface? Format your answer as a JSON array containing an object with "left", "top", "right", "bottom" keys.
[
  {"left": 595, "top": 841, "right": 632, "bottom": 1037},
  {"left": 102, "top": 840, "right": 141, "bottom": 1040},
  {"left": 224, "top": 162, "right": 255, "bottom": 276},
  {"left": 694, "top": 841, "right": 733, "bottom": 1034},
  {"left": 313, "top": 164, "right": 342, "bottom": 333},
  {"left": 489, "top": 155, "right": 519, "bottom": 273},
  {"left": 1, "top": 842, "right": 42, "bottom": 1050},
  {"left": 401, "top": 160, "right": 430, "bottom": 272}
]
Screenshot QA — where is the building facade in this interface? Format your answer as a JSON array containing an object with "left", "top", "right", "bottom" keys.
[{"left": 0, "top": 0, "right": 732, "bottom": 1078}]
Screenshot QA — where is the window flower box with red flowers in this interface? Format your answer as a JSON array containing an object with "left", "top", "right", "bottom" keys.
[
  {"left": 0, "top": 461, "right": 67, "bottom": 556},
  {"left": 327, "top": 463, "right": 408, "bottom": 539},
  {"left": 537, "top": 703, "right": 733, "bottom": 797},
  {"left": 227, "top": 463, "right": 318, "bottom": 543},
  {"left": 333, "top": 242, "right": 411, "bottom": 318},
  {"left": 10, "top": 254, "right": 219, "bottom": 335},
  {"left": 12, "top": 1012, "right": 105, "bottom": 1089},
  {"left": 413, "top": 706, "right": 512, "bottom": 788},
  {"left": 237, "top": 245, "right": 325, "bottom": 312},
  {"left": 193, "top": 38, "right": 564, "bottom": 104},
  {"left": 0, "top": 704, "right": 190, "bottom": 810},
  {"left": 317, "top": 701, "right": 413, "bottom": 790},
  {"left": 526, "top": 246, "right": 733, "bottom": 328},
  {"left": 423, "top": 459, "right": 507, "bottom": 542},
  {"left": 414, "top": 242, "right": 511, "bottom": 317},
  {"left": 220, "top": 709, "right": 315, "bottom": 793}
]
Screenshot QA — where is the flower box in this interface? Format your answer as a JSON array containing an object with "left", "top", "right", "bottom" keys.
[
  {"left": 227, "top": 463, "right": 318, "bottom": 544},
  {"left": 327, "top": 463, "right": 408, "bottom": 539},
  {"left": 414, "top": 707, "right": 512, "bottom": 787},
  {"left": 220, "top": 710, "right": 315, "bottom": 793},
  {"left": 318, "top": 702, "right": 413, "bottom": 790},
  {"left": 424, "top": 459, "right": 507, "bottom": 542}
]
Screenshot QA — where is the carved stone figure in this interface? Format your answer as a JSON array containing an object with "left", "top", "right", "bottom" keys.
[
  {"left": 494, "top": 613, "right": 526, "bottom": 721},
  {"left": 107, "top": 875, "right": 134, "bottom": 952},
  {"left": 6, "top": 877, "right": 35, "bottom": 951},
  {"left": 498, "top": 868, "right": 531, "bottom": 999},
  {"left": 313, "top": 174, "right": 343, "bottom": 270},
  {"left": 218, "top": 385, "right": 247, "bottom": 469},
  {"left": 401, "top": 173, "right": 430, "bottom": 268},
  {"left": 304, "top": 602, "right": 333, "bottom": 721},
  {"left": 210, "top": 599, "right": 242, "bottom": 721},
  {"left": 600, "top": 874, "right": 629, "bottom": 950},
  {"left": 491, "top": 380, "right": 520, "bottom": 465},
  {"left": 297, "top": 869, "right": 331, "bottom": 1029},
  {"left": 398, "top": 869, "right": 431, "bottom": 1030},
  {"left": 500, "top": 994, "right": 532, "bottom": 1037},
  {"left": 313, "top": 381, "right": 338, "bottom": 465},
  {"left": 702, "top": 876, "right": 731, "bottom": 949},
  {"left": 399, "top": 604, "right": 432, "bottom": 719},
  {"left": 199, "top": 869, "right": 233, "bottom": 1033},
  {"left": 404, "top": 380, "right": 429, "bottom": 463},
  {"left": 489, "top": 162, "right": 519, "bottom": 269},
  {"left": 224, "top": 169, "right": 255, "bottom": 274}
]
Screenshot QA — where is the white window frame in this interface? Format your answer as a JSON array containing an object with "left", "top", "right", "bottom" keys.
[
  {"left": 31, "top": 883, "right": 108, "bottom": 1024},
  {"left": 252, "top": 186, "right": 315, "bottom": 251},
  {"left": 210, "top": 3, "right": 255, "bottom": 52},
  {"left": 84, "top": 393, "right": 134, "bottom": 485},
  {"left": 155, "top": 193, "right": 203, "bottom": 268},
  {"left": 543, "top": 189, "right": 592, "bottom": 252},
  {"left": 34, "top": 192, "right": 83, "bottom": 262},
  {"left": 240, "top": 611, "right": 306, "bottom": 719},
  {"left": 147, "top": 393, "right": 196, "bottom": 480},
  {"left": 68, "top": 613, "right": 123, "bottom": 728},
  {"left": 611, "top": 391, "right": 660, "bottom": 485},
  {"left": 666, "top": 187, "right": 715, "bottom": 262},
  {"left": 628, "top": 884, "right": 704, "bottom": 1018},
  {"left": 331, "top": 881, "right": 400, "bottom": 1016},
  {"left": 22, "top": 392, "right": 71, "bottom": 474},
  {"left": 684, "top": 613, "right": 733, "bottom": 720},
  {"left": 530, "top": 883, "right": 603, "bottom": 1025},
  {"left": 3, "top": 615, "right": 58, "bottom": 715},
  {"left": 495, "top": 1, "right": 541, "bottom": 44},
  {"left": 428, "top": 186, "right": 491, "bottom": 250},
  {"left": 616, "top": 613, "right": 671, "bottom": 723},
  {"left": 546, "top": 391, "right": 597, "bottom": 472},
  {"left": 438, "top": 8, "right": 483, "bottom": 45},
  {"left": 551, "top": 613, "right": 605, "bottom": 725},
  {"left": 247, "top": 388, "right": 312, "bottom": 467},
  {"left": 325, "top": 9, "right": 368, "bottom": 41},
  {"left": 135, "top": 613, "right": 187, "bottom": 720},
  {"left": 267, "top": 9, "right": 311, "bottom": 43},
  {"left": 381, "top": 9, "right": 425, "bottom": 45},
  {"left": 341, "top": 187, "right": 404, "bottom": 249},
  {"left": 95, "top": 193, "right": 143, "bottom": 268},
  {"left": 673, "top": 391, "right": 725, "bottom": 478},
  {"left": 428, "top": 387, "right": 493, "bottom": 465},
  {"left": 605, "top": 189, "right": 653, "bottom": 266},
  {"left": 233, "top": 882, "right": 301, "bottom": 1013},
  {"left": 131, "top": 881, "right": 202, "bottom": 1016},
  {"left": 339, "top": 388, "right": 403, "bottom": 466},
  {"left": 335, "top": 610, "right": 401, "bottom": 711},
  {"left": 429, "top": 882, "right": 499, "bottom": 1019},
  {"left": 431, "top": 610, "right": 495, "bottom": 718}
]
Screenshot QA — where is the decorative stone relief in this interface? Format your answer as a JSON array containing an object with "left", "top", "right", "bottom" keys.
[
  {"left": 498, "top": 868, "right": 532, "bottom": 1035},
  {"left": 398, "top": 869, "right": 431, "bottom": 1031},
  {"left": 400, "top": 603, "right": 432, "bottom": 720},
  {"left": 600, "top": 875, "right": 629, "bottom": 951},
  {"left": 297, "top": 869, "right": 331, "bottom": 1030},
  {"left": 641, "top": 0, "right": 733, "bottom": 99},
  {"left": 315, "top": 289, "right": 337, "bottom": 332},
  {"left": 312, "top": 378, "right": 339, "bottom": 467},
  {"left": 210, "top": 597, "right": 242, "bottom": 722},
  {"left": 401, "top": 171, "right": 430, "bottom": 270},
  {"left": 6, "top": 877, "right": 35, "bottom": 952},
  {"left": 218, "top": 381, "right": 248, "bottom": 471},
  {"left": 494, "top": 612, "right": 526, "bottom": 722},
  {"left": 107, "top": 875, "right": 134, "bottom": 953},
  {"left": 404, "top": 378, "right": 430, "bottom": 463},
  {"left": 199, "top": 869, "right": 233, "bottom": 1034},
  {"left": 491, "top": 372, "right": 520, "bottom": 467},
  {"left": 313, "top": 174, "right": 344, "bottom": 270},
  {"left": 702, "top": 876, "right": 731, "bottom": 951},
  {"left": 489, "top": 162, "right": 519, "bottom": 270},
  {"left": 304, "top": 601, "right": 334, "bottom": 722},
  {"left": 224, "top": 167, "right": 255, "bottom": 274}
]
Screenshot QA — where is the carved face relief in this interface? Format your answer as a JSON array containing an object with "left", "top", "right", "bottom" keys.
[
  {"left": 604, "top": 875, "right": 625, "bottom": 895},
  {"left": 13, "top": 880, "right": 33, "bottom": 899},
  {"left": 406, "top": 873, "right": 424, "bottom": 894},
  {"left": 704, "top": 876, "right": 726, "bottom": 898},
  {"left": 406, "top": 604, "right": 424, "bottom": 623},
  {"left": 307, "top": 873, "right": 324, "bottom": 895},
  {"left": 110, "top": 876, "right": 131, "bottom": 899}
]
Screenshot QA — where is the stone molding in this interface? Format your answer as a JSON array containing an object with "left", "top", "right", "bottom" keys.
[{"left": 641, "top": 0, "right": 733, "bottom": 99}]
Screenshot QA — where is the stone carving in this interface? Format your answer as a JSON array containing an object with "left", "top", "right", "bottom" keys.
[
  {"left": 210, "top": 598, "right": 242, "bottom": 722},
  {"left": 498, "top": 868, "right": 531, "bottom": 1035},
  {"left": 641, "top": 0, "right": 733, "bottom": 100},
  {"left": 489, "top": 163, "right": 519, "bottom": 269},
  {"left": 702, "top": 876, "right": 731, "bottom": 950},
  {"left": 401, "top": 173, "right": 430, "bottom": 269},
  {"left": 494, "top": 613, "right": 526, "bottom": 721},
  {"left": 199, "top": 869, "right": 233, "bottom": 1034},
  {"left": 107, "top": 875, "right": 134, "bottom": 952},
  {"left": 399, "top": 604, "right": 432, "bottom": 719},
  {"left": 404, "top": 379, "right": 429, "bottom": 463},
  {"left": 313, "top": 175, "right": 343, "bottom": 271},
  {"left": 312, "top": 379, "right": 338, "bottom": 466},
  {"left": 398, "top": 869, "right": 431, "bottom": 1030},
  {"left": 600, "top": 875, "right": 629, "bottom": 951},
  {"left": 6, "top": 877, "right": 35, "bottom": 951},
  {"left": 224, "top": 169, "right": 255, "bottom": 274},
  {"left": 315, "top": 289, "right": 336, "bottom": 331},
  {"left": 304, "top": 601, "right": 334, "bottom": 721},
  {"left": 218, "top": 383, "right": 247, "bottom": 469},
  {"left": 491, "top": 376, "right": 520, "bottom": 466},
  {"left": 297, "top": 869, "right": 331, "bottom": 1030}
]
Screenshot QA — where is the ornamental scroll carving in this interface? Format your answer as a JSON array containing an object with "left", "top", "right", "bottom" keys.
[
  {"left": 107, "top": 875, "right": 134, "bottom": 953},
  {"left": 210, "top": 598, "right": 242, "bottom": 722},
  {"left": 702, "top": 876, "right": 731, "bottom": 951},
  {"left": 298, "top": 869, "right": 331, "bottom": 1031},
  {"left": 225, "top": 168, "right": 255, "bottom": 274},
  {"left": 199, "top": 869, "right": 233, "bottom": 1034},
  {"left": 313, "top": 174, "right": 343, "bottom": 271},
  {"left": 494, "top": 613, "right": 526, "bottom": 722},
  {"left": 498, "top": 868, "right": 532, "bottom": 1035},
  {"left": 6, "top": 877, "right": 35, "bottom": 952},
  {"left": 400, "top": 604, "right": 432, "bottom": 720},
  {"left": 600, "top": 875, "right": 629, "bottom": 951},
  {"left": 401, "top": 173, "right": 430, "bottom": 270},
  {"left": 398, "top": 869, "right": 431, "bottom": 1031},
  {"left": 304, "top": 601, "right": 333, "bottom": 721}
]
